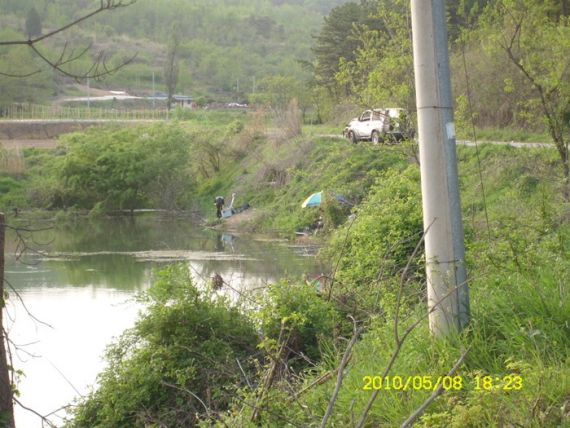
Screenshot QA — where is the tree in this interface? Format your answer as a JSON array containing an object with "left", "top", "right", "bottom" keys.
[
  {"left": 335, "top": 0, "right": 416, "bottom": 109},
  {"left": 0, "top": 215, "right": 14, "bottom": 428},
  {"left": 250, "top": 75, "right": 304, "bottom": 111},
  {"left": 57, "top": 125, "right": 193, "bottom": 212},
  {"left": 480, "top": 0, "right": 570, "bottom": 183},
  {"left": 163, "top": 30, "right": 180, "bottom": 111},
  {"left": 25, "top": 7, "right": 42, "bottom": 39},
  {"left": 312, "top": 2, "right": 366, "bottom": 98}
]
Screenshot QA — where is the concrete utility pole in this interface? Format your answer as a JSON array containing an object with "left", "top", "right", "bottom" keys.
[{"left": 411, "top": 0, "right": 469, "bottom": 337}]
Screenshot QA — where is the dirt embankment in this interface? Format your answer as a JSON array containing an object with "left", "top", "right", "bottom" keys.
[
  {"left": 0, "top": 120, "right": 159, "bottom": 149},
  {"left": 0, "top": 120, "right": 101, "bottom": 140}
]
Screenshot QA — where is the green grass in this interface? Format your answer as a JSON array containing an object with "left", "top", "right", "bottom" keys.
[
  {"left": 218, "top": 143, "right": 569, "bottom": 427},
  {"left": 457, "top": 126, "right": 551, "bottom": 143},
  {"left": 194, "top": 132, "right": 413, "bottom": 234}
]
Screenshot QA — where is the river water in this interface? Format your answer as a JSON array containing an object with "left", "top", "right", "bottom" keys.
[{"left": 3, "top": 214, "right": 319, "bottom": 427}]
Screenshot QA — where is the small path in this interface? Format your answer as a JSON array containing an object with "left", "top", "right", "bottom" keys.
[
  {"left": 457, "top": 139, "right": 551, "bottom": 148},
  {"left": 316, "top": 134, "right": 553, "bottom": 148}
]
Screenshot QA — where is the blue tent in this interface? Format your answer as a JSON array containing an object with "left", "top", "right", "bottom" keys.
[
  {"left": 302, "top": 192, "right": 349, "bottom": 208},
  {"left": 302, "top": 191, "right": 323, "bottom": 208}
]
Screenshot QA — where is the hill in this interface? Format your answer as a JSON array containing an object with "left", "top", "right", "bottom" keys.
[{"left": 0, "top": 0, "right": 346, "bottom": 106}]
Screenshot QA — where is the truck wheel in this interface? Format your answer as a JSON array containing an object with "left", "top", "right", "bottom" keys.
[
  {"left": 371, "top": 131, "right": 382, "bottom": 145},
  {"left": 348, "top": 131, "right": 357, "bottom": 144}
]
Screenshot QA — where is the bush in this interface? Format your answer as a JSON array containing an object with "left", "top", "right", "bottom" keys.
[
  {"left": 67, "top": 264, "right": 259, "bottom": 428},
  {"left": 255, "top": 281, "right": 340, "bottom": 366},
  {"left": 0, "top": 176, "right": 27, "bottom": 209},
  {"left": 324, "top": 164, "right": 424, "bottom": 317},
  {"left": 56, "top": 124, "right": 194, "bottom": 211}
]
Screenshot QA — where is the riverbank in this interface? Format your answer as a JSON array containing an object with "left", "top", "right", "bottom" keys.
[
  {"left": 67, "top": 145, "right": 570, "bottom": 426},
  {"left": 3, "top": 118, "right": 569, "bottom": 427}
]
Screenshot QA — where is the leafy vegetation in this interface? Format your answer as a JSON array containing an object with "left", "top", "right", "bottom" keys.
[
  {"left": 31, "top": 124, "right": 194, "bottom": 211},
  {"left": 67, "top": 264, "right": 260, "bottom": 427},
  {"left": 59, "top": 140, "right": 570, "bottom": 427}
]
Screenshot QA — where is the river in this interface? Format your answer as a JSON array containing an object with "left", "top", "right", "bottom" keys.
[{"left": 3, "top": 213, "right": 320, "bottom": 427}]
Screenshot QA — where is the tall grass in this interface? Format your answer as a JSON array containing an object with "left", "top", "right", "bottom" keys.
[{"left": 0, "top": 145, "right": 24, "bottom": 175}]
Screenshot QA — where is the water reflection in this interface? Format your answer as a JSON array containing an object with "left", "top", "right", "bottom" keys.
[
  {"left": 4, "top": 214, "right": 320, "bottom": 427},
  {"left": 6, "top": 214, "right": 317, "bottom": 290}
]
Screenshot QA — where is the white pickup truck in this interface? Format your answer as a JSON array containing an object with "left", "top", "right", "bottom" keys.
[{"left": 343, "top": 108, "right": 412, "bottom": 144}]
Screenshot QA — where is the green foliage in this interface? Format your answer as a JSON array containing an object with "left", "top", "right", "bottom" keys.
[
  {"left": 67, "top": 264, "right": 259, "bottom": 428},
  {"left": 25, "top": 7, "right": 42, "bottom": 38},
  {"left": 312, "top": 2, "right": 369, "bottom": 95},
  {"left": 459, "top": 0, "right": 570, "bottom": 175},
  {"left": 250, "top": 75, "right": 305, "bottom": 110},
  {"left": 320, "top": 193, "right": 349, "bottom": 231},
  {"left": 227, "top": 137, "right": 409, "bottom": 233},
  {"left": 324, "top": 165, "right": 423, "bottom": 314},
  {"left": 55, "top": 120, "right": 570, "bottom": 428},
  {"left": 1, "top": 0, "right": 346, "bottom": 102},
  {"left": 54, "top": 124, "right": 194, "bottom": 211},
  {"left": 255, "top": 280, "right": 340, "bottom": 365},
  {"left": 335, "top": 0, "right": 416, "bottom": 109},
  {"left": 217, "top": 146, "right": 569, "bottom": 428},
  {"left": 0, "top": 176, "right": 27, "bottom": 209}
]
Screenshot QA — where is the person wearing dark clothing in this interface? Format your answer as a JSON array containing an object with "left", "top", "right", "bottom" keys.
[{"left": 215, "top": 196, "right": 225, "bottom": 218}]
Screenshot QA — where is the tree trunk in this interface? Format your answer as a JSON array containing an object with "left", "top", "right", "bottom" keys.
[{"left": 0, "top": 214, "right": 15, "bottom": 427}]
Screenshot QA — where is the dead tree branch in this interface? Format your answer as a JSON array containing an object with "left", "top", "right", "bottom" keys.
[
  {"left": 0, "top": 0, "right": 137, "bottom": 80},
  {"left": 13, "top": 398, "right": 57, "bottom": 428}
]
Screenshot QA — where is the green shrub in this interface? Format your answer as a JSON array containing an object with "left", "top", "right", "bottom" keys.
[
  {"left": 0, "top": 176, "right": 27, "bottom": 209},
  {"left": 55, "top": 124, "right": 194, "bottom": 211},
  {"left": 67, "top": 264, "right": 259, "bottom": 428},
  {"left": 324, "top": 164, "right": 424, "bottom": 317},
  {"left": 255, "top": 280, "right": 340, "bottom": 366}
]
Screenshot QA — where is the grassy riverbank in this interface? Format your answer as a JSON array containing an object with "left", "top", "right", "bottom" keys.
[{"left": 1, "top": 116, "right": 569, "bottom": 426}]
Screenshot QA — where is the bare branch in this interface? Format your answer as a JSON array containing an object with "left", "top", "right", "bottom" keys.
[
  {"left": 0, "top": 1, "right": 137, "bottom": 47},
  {"left": 0, "top": 69, "right": 43, "bottom": 78},
  {"left": 160, "top": 381, "right": 211, "bottom": 418},
  {"left": 14, "top": 398, "right": 57, "bottom": 428},
  {"left": 0, "top": 1, "right": 138, "bottom": 80},
  {"left": 4, "top": 278, "right": 54, "bottom": 329},
  {"left": 29, "top": 42, "right": 138, "bottom": 81}
]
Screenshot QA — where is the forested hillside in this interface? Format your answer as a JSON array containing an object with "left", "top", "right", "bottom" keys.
[
  {"left": 0, "top": 0, "right": 346, "bottom": 105},
  {"left": 2, "top": 0, "right": 568, "bottom": 150}
]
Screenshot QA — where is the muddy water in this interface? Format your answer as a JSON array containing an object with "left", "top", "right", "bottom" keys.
[{"left": 4, "top": 214, "right": 319, "bottom": 427}]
